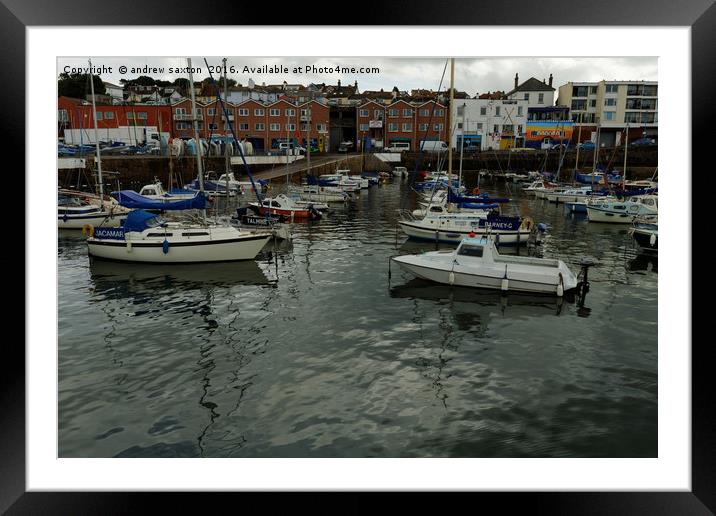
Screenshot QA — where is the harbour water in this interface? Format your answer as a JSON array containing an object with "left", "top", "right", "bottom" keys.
[{"left": 58, "top": 180, "right": 657, "bottom": 457}]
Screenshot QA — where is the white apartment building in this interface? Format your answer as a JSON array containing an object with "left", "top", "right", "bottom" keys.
[
  {"left": 451, "top": 98, "right": 528, "bottom": 150},
  {"left": 556, "top": 80, "right": 657, "bottom": 146}
]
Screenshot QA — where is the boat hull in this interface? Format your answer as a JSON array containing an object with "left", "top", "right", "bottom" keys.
[
  {"left": 631, "top": 227, "right": 658, "bottom": 251},
  {"left": 58, "top": 211, "right": 124, "bottom": 229},
  {"left": 398, "top": 220, "right": 531, "bottom": 245},
  {"left": 87, "top": 233, "right": 270, "bottom": 263},
  {"left": 392, "top": 255, "right": 577, "bottom": 295},
  {"left": 587, "top": 206, "right": 639, "bottom": 223}
]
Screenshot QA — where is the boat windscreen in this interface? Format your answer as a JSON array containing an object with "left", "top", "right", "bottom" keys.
[{"left": 458, "top": 245, "right": 484, "bottom": 257}]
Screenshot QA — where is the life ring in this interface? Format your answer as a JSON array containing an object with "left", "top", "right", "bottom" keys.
[
  {"left": 521, "top": 216, "right": 534, "bottom": 231},
  {"left": 82, "top": 224, "right": 94, "bottom": 238},
  {"left": 472, "top": 187, "right": 480, "bottom": 195}
]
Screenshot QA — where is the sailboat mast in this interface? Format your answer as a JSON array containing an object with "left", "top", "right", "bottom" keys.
[
  {"left": 458, "top": 102, "right": 465, "bottom": 187},
  {"left": 574, "top": 112, "right": 582, "bottom": 183},
  {"left": 622, "top": 123, "right": 629, "bottom": 186},
  {"left": 88, "top": 58, "right": 104, "bottom": 210},
  {"left": 187, "top": 58, "right": 206, "bottom": 219},
  {"left": 447, "top": 58, "right": 454, "bottom": 182},
  {"left": 306, "top": 103, "right": 311, "bottom": 175}
]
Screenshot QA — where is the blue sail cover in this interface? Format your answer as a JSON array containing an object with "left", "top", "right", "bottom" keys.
[
  {"left": 447, "top": 188, "right": 510, "bottom": 204},
  {"left": 123, "top": 210, "right": 161, "bottom": 233},
  {"left": 112, "top": 190, "right": 207, "bottom": 210}
]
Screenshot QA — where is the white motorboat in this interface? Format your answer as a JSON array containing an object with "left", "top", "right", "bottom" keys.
[
  {"left": 546, "top": 186, "right": 599, "bottom": 203},
  {"left": 629, "top": 217, "right": 658, "bottom": 252},
  {"left": 58, "top": 193, "right": 125, "bottom": 229},
  {"left": 391, "top": 234, "right": 578, "bottom": 296},
  {"left": 249, "top": 193, "right": 322, "bottom": 220},
  {"left": 318, "top": 173, "right": 360, "bottom": 193},
  {"left": 392, "top": 166, "right": 408, "bottom": 178},
  {"left": 293, "top": 184, "right": 348, "bottom": 203},
  {"left": 138, "top": 179, "right": 198, "bottom": 201},
  {"left": 587, "top": 194, "right": 658, "bottom": 223}
]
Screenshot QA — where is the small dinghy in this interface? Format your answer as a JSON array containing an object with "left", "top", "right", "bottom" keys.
[{"left": 391, "top": 234, "right": 579, "bottom": 296}]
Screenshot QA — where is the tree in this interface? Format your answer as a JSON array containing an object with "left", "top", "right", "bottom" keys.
[{"left": 58, "top": 73, "right": 106, "bottom": 98}]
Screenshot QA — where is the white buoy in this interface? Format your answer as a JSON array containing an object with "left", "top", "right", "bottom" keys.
[
  {"left": 449, "top": 271, "right": 455, "bottom": 285},
  {"left": 126, "top": 241, "right": 132, "bottom": 253},
  {"left": 557, "top": 274, "right": 564, "bottom": 297},
  {"left": 501, "top": 278, "right": 509, "bottom": 292},
  {"left": 649, "top": 233, "right": 656, "bottom": 246}
]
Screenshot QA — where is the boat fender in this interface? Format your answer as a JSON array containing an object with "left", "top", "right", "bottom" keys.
[
  {"left": 82, "top": 224, "right": 94, "bottom": 238},
  {"left": 501, "top": 265, "right": 509, "bottom": 292},
  {"left": 537, "top": 222, "right": 547, "bottom": 232},
  {"left": 473, "top": 187, "right": 480, "bottom": 195},
  {"left": 448, "top": 271, "right": 455, "bottom": 285},
  {"left": 126, "top": 241, "right": 132, "bottom": 252},
  {"left": 521, "top": 217, "right": 534, "bottom": 231},
  {"left": 649, "top": 233, "right": 656, "bottom": 246},
  {"left": 557, "top": 273, "right": 564, "bottom": 297},
  {"left": 162, "top": 239, "right": 170, "bottom": 255}
]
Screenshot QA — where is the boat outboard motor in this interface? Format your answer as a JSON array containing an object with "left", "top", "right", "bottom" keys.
[
  {"left": 307, "top": 204, "right": 322, "bottom": 221},
  {"left": 576, "top": 257, "right": 598, "bottom": 309}
]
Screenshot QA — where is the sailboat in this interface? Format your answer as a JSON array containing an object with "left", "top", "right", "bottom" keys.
[
  {"left": 397, "top": 59, "right": 532, "bottom": 245},
  {"left": 58, "top": 61, "right": 126, "bottom": 229},
  {"left": 86, "top": 58, "right": 271, "bottom": 263}
]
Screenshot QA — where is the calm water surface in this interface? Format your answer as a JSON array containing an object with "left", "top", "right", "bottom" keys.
[{"left": 58, "top": 179, "right": 657, "bottom": 457}]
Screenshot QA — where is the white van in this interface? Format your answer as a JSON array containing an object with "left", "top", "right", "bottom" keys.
[
  {"left": 419, "top": 140, "right": 448, "bottom": 153},
  {"left": 386, "top": 142, "right": 411, "bottom": 153}
]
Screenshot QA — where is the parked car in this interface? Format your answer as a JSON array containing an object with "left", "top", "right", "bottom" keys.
[
  {"left": 418, "top": 141, "right": 448, "bottom": 153},
  {"left": 338, "top": 140, "right": 354, "bottom": 152},
  {"left": 578, "top": 141, "right": 596, "bottom": 150},
  {"left": 630, "top": 137, "right": 657, "bottom": 147}
]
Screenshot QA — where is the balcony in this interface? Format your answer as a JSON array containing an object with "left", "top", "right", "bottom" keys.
[{"left": 174, "top": 113, "right": 203, "bottom": 121}]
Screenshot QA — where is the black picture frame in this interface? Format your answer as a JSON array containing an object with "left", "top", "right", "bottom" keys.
[{"left": 6, "top": 0, "right": 711, "bottom": 512}]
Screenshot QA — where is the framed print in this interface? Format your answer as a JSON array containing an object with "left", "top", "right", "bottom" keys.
[{"left": 6, "top": 0, "right": 713, "bottom": 512}]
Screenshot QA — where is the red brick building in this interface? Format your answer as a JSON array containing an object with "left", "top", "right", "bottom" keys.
[
  {"left": 58, "top": 96, "right": 173, "bottom": 136},
  {"left": 356, "top": 99, "right": 447, "bottom": 151}
]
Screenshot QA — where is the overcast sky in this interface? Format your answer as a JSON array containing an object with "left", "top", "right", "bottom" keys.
[{"left": 58, "top": 57, "right": 657, "bottom": 96}]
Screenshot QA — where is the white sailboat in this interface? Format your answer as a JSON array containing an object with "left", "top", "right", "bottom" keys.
[{"left": 86, "top": 57, "right": 271, "bottom": 263}]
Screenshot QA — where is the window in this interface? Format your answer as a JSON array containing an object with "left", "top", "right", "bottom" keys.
[
  {"left": 641, "top": 112, "right": 656, "bottom": 123},
  {"left": 104, "top": 111, "right": 114, "bottom": 119},
  {"left": 300, "top": 123, "right": 310, "bottom": 131},
  {"left": 572, "top": 86, "right": 588, "bottom": 97},
  {"left": 403, "top": 108, "right": 413, "bottom": 117},
  {"left": 642, "top": 85, "right": 658, "bottom": 96},
  {"left": 627, "top": 84, "right": 642, "bottom": 96},
  {"left": 94, "top": 111, "right": 103, "bottom": 120},
  {"left": 207, "top": 108, "right": 216, "bottom": 116},
  {"left": 137, "top": 112, "right": 147, "bottom": 120},
  {"left": 456, "top": 106, "right": 464, "bottom": 116},
  {"left": 624, "top": 112, "right": 640, "bottom": 123},
  {"left": 175, "top": 122, "right": 189, "bottom": 130},
  {"left": 239, "top": 123, "right": 249, "bottom": 130},
  {"left": 270, "top": 123, "right": 280, "bottom": 131},
  {"left": 270, "top": 108, "right": 280, "bottom": 116},
  {"left": 495, "top": 106, "right": 501, "bottom": 116},
  {"left": 493, "top": 124, "right": 499, "bottom": 133},
  {"left": 239, "top": 108, "right": 249, "bottom": 116},
  {"left": 503, "top": 124, "right": 514, "bottom": 133},
  {"left": 589, "top": 99, "right": 596, "bottom": 108},
  {"left": 420, "top": 109, "right": 429, "bottom": 117},
  {"left": 254, "top": 108, "right": 264, "bottom": 116},
  {"left": 523, "top": 93, "right": 530, "bottom": 101},
  {"left": 641, "top": 99, "right": 657, "bottom": 110},
  {"left": 606, "top": 84, "right": 619, "bottom": 94},
  {"left": 300, "top": 109, "right": 309, "bottom": 117},
  {"left": 286, "top": 124, "right": 296, "bottom": 131},
  {"left": 316, "top": 123, "right": 326, "bottom": 132},
  {"left": 388, "top": 123, "right": 398, "bottom": 132},
  {"left": 571, "top": 99, "right": 587, "bottom": 110},
  {"left": 359, "top": 124, "right": 369, "bottom": 131},
  {"left": 538, "top": 93, "right": 544, "bottom": 104},
  {"left": 604, "top": 98, "right": 617, "bottom": 106},
  {"left": 175, "top": 107, "right": 186, "bottom": 115},
  {"left": 477, "top": 123, "right": 483, "bottom": 131},
  {"left": 517, "top": 106, "right": 523, "bottom": 116},
  {"left": 388, "top": 109, "right": 399, "bottom": 117},
  {"left": 480, "top": 107, "right": 487, "bottom": 116},
  {"left": 457, "top": 122, "right": 463, "bottom": 129},
  {"left": 418, "top": 123, "right": 428, "bottom": 131},
  {"left": 402, "top": 123, "right": 412, "bottom": 132},
  {"left": 434, "top": 123, "right": 444, "bottom": 131},
  {"left": 126, "top": 112, "right": 134, "bottom": 119},
  {"left": 604, "top": 112, "right": 615, "bottom": 121},
  {"left": 208, "top": 123, "right": 218, "bottom": 130},
  {"left": 374, "top": 110, "right": 383, "bottom": 119},
  {"left": 434, "top": 109, "right": 444, "bottom": 116},
  {"left": 58, "top": 109, "right": 69, "bottom": 122},
  {"left": 359, "top": 109, "right": 369, "bottom": 117},
  {"left": 458, "top": 244, "right": 483, "bottom": 257},
  {"left": 286, "top": 109, "right": 295, "bottom": 116},
  {"left": 517, "top": 125, "right": 523, "bottom": 135},
  {"left": 589, "top": 86, "right": 597, "bottom": 94},
  {"left": 255, "top": 123, "right": 265, "bottom": 130}
]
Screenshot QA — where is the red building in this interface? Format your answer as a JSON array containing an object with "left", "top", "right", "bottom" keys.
[
  {"left": 58, "top": 96, "right": 172, "bottom": 136},
  {"left": 356, "top": 99, "right": 447, "bottom": 151}
]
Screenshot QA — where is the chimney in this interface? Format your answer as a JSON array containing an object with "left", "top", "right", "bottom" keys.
[
  {"left": 549, "top": 74, "right": 553, "bottom": 87},
  {"left": 543, "top": 78, "right": 546, "bottom": 84},
  {"left": 514, "top": 73, "right": 519, "bottom": 88},
  {"left": 337, "top": 79, "right": 341, "bottom": 87}
]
